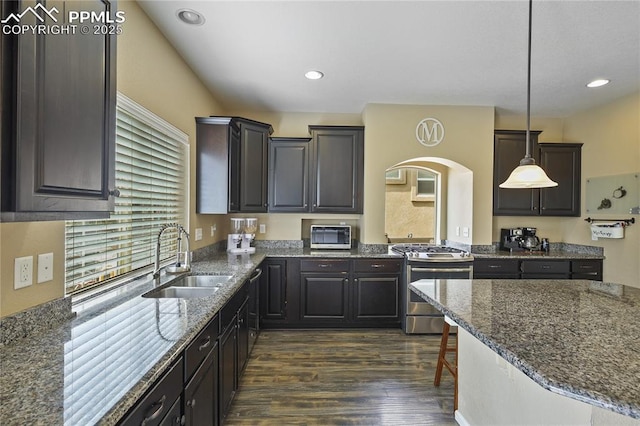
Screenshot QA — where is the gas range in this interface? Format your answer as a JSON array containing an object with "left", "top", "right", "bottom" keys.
[{"left": 390, "top": 243, "right": 473, "bottom": 261}]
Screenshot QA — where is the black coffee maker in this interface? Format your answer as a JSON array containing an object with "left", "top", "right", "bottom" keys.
[{"left": 500, "top": 227, "right": 540, "bottom": 251}]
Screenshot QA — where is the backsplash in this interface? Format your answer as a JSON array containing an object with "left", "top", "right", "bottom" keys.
[{"left": 0, "top": 297, "right": 74, "bottom": 346}]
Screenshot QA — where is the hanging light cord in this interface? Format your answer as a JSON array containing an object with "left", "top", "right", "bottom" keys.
[{"left": 522, "top": 0, "right": 534, "bottom": 166}]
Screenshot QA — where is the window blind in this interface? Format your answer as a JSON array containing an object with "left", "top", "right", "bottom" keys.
[{"left": 65, "top": 93, "right": 189, "bottom": 296}]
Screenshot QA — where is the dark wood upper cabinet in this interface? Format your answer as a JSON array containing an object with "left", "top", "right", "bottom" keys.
[
  {"left": 196, "top": 116, "right": 272, "bottom": 214},
  {"left": 268, "top": 137, "right": 311, "bottom": 212},
  {"left": 539, "top": 143, "right": 582, "bottom": 216},
  {"left": 309, "top": 126, "right": 364, "bottom": 213},
  {"left": 493, "top": 130, "right": 541, "bottom": 215},
  {"left": 1, "top": 0, "right": 117, "bottom": 220},
  {"left": 493, "top": 130, "right": 582, "bottom": 217}
]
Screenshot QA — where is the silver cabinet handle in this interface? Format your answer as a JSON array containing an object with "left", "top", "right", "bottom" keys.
[
  {"left": 370, "top": 264, "right": 384, "bottom": 268},
  {"left": 198, "top": 335, "right": 211, "bottom": 351},
  {"left": 141, "top": 395, "right": 166, "bottom": 425}
]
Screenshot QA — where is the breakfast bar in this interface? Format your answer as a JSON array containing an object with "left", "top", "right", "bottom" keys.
[{"left": 410, "top": 278, "right": 640, "bottom": 425}]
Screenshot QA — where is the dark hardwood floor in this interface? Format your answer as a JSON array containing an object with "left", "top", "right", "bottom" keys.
[{"left": 225, "top": 329, "right": 456, "bottom": 425}]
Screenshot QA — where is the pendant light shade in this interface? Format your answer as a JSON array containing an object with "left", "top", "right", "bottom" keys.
[
  {"left": 499, "top": 0, "right": 558, "bottom": 189},
  {"left": 500, "top": 162, "right": 558, "bottom": 188}
]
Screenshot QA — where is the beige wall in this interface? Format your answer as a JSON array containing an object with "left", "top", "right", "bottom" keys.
[
  {"left": 563, "top": 92, "right": 639, "bottom": 287},
  {"left": 493, "top": 93, "right": 640, "bottom": 287},
  {"left": 361, "top": 104, "right": 495, "bottom": 245},
  {"left": 0, "top": 0, "right": 222, "bottom": 317}
]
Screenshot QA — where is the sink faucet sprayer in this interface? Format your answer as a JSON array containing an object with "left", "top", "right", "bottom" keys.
[{"left": 153, "top": 223, "right": 191, "bottom": 280}]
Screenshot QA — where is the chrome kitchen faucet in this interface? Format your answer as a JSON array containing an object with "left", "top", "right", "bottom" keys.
[{"left": 153, "top": 223, "right": 191, "bottom": 280}]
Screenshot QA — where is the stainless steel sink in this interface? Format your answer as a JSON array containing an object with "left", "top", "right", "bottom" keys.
[
  {"left": 142, "top": 286, "right": 220, "bottom": 299},
  {"left": 171, "top": 275, "right": 233, "bottom": 287}
]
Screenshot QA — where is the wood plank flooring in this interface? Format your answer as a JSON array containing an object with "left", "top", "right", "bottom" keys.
[{"left": 225, "top": 329, "right": 456, "bottom": 425}]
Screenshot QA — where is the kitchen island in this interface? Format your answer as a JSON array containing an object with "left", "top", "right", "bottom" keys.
[{"left": 410, "top": 278, "right": 640, "bottom": 425}]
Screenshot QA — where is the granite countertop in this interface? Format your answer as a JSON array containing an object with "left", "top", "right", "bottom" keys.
[
  {"left": 410, "top": 278, "right": 640, "bottom": 419},
  {"left": 0, "top": 247, "right": 398, "bottom": 426}
]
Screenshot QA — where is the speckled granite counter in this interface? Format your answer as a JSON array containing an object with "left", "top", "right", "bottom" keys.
[
  {"left": 410, "top": 278, "right": 640, "bottom": 419},
  {"left": 0, "top": 247, "right": 398, "bottom": 425}
]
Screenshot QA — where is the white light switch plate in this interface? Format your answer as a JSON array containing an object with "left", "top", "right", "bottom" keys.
[
  {"left": 38, "top": 253, "right": 54, "bottom": 283},
  {"left": 195, "top": 228, "right": 203, "bottom": 241},
  {"left": 14, "top": 256, "right": 33, "bottom": 289},
  {"left": 259, "top": 224, "right": 266, "bottom": 234}
]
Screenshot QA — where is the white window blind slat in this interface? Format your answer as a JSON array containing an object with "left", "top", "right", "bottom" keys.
[{"left": 65, "top": 93, "right": 188, "bottom": 296}]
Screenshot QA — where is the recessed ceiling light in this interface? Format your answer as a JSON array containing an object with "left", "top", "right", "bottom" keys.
[
  {"left": 586, "top": 79, "right": 610, "bottom": 88},
  {"left": 176, "top": 8, "right": 205, "bottom": 26},
  {"left": 305, "top": 70, "right": 324, "bottom": 80}
]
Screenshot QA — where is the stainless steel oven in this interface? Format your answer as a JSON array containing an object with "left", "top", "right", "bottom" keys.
[{"left": 391, "top": 244, "right": 473, "bottom": 334}]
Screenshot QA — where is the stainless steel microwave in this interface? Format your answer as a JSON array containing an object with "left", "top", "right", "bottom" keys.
[{"left": 310, "top": 225, "right": 352, "bottom": 250}]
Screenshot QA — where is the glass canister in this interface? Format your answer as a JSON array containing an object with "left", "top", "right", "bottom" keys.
[
  {"left": 244, "top": 218, "right": 258, "bottom": 234},
  {"left": 230, "top": 218, "right": 245, "bottom": 234}
]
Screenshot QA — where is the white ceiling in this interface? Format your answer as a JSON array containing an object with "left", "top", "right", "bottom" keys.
[{"left": 138, "top": 0, "right": 640, "bottom": 117}]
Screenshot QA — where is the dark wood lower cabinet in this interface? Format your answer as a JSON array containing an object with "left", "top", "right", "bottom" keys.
[
  {"left": 352, "top": 276, "right": 400, "bottom": 321},
  {"left": 219, "top": 318, "right": 237, "bottom": 421},
  {"left": 260, "top": 258, "right": 402, "bottom": 329},
  {"left": 260, "top": 259, "right": 287, "bottom": 325},
  {"left": 300, "top": 275, "right": 349, "bottom": 320},
  {"left": 120, "top": 356, "right": 183, "bottom": 426},
  {"left": 474, "top": 257, "right": 602, "bottom": 281},
  {"left": 237, "top": 300, "right": 250, "bottom": 376},
  {"left": 184, "top": 347, "right": 218, "bottom": 426}
]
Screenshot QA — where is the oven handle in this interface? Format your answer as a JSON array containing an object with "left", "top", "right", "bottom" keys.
[{"left": 410, "top": 267, "right": 472, "bottom": 273}]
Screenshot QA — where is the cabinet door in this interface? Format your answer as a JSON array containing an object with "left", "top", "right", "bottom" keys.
[
  {"left": 237, "top": 300, "right": 250, "bottom": 376},
  {"left": 493, "top": 130, "right": 541, "bottom": 215},
  {"left": 184, "top": 346, "right": 218, "bottom": 426},
  {"left": 309, "top": 126, "right": 364, "bottom": 213},
  {"left": 219, "top": 321, "right": 237, "bottom": 420},
  {"left": 539, "top": 143, "right": 582, "bottom": 216},
  {"left": 268, "top": 138, "right": 311, "bottom": 212},
  {"left": 300, "top": 274, "right": 349, "bottom": 320},
  {"left": 352, "top": 275, "right": 400, "bottom": 322},
  {"left": 2, "top": 0, "right": 116, "bottom": 215},
  {"left": 238, "top": 120, "right": 269, "bottom": 212},
  {"left": 260, "top": 260, "right": 287, "bottom": 321}
]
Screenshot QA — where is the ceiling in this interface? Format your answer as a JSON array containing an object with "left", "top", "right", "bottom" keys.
[{"left": 138, "top": 1, "right": 640, "bottom": 117}]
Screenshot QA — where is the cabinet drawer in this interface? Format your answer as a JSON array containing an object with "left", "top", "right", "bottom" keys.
[
  {"left": 521, "top": 260, "right": 570, "bottom": 274},
  {"left": 571, "top": 260, "right": 602, "bottom": 274},
  {"left": 221, "top": 281, "right": 249, "bottom": 329},
  {"left": 121, "top": 356, "right": 183, "bottom": 426},
  {"left": 300, "top": 259, "right": 350, "bottom": 272},
  {"left": 185, "top": 315, "right": 219, "bottom": 382},
  {"left": 473, "top": 259, "right": 520, "bottom": 274},
  {"left": 352, "top": 259, "right": 403, "bottom": 274}
]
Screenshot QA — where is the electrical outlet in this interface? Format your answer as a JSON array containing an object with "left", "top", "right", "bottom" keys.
[
  {"left": 211, "top": 224, "right": 216, "bottom": 236},
  {"left": 259, "top": 224, "right": 266, "bottom": 234},
  {"left": 463, "top": 227, "right": 470, "bottom": 238},
  {"left": 195, "top": 228, "right": 203, "bottom": 241},
  {"left": 14, "top": 256, "right": 33, "bottom": 289},
  {"left": 37, "top": 253, "right": 54, "bottom": 283}
]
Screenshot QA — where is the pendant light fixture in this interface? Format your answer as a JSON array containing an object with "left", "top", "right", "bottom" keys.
[{"left": 500, "top": 0, "right": 558, "bottom": 189}]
